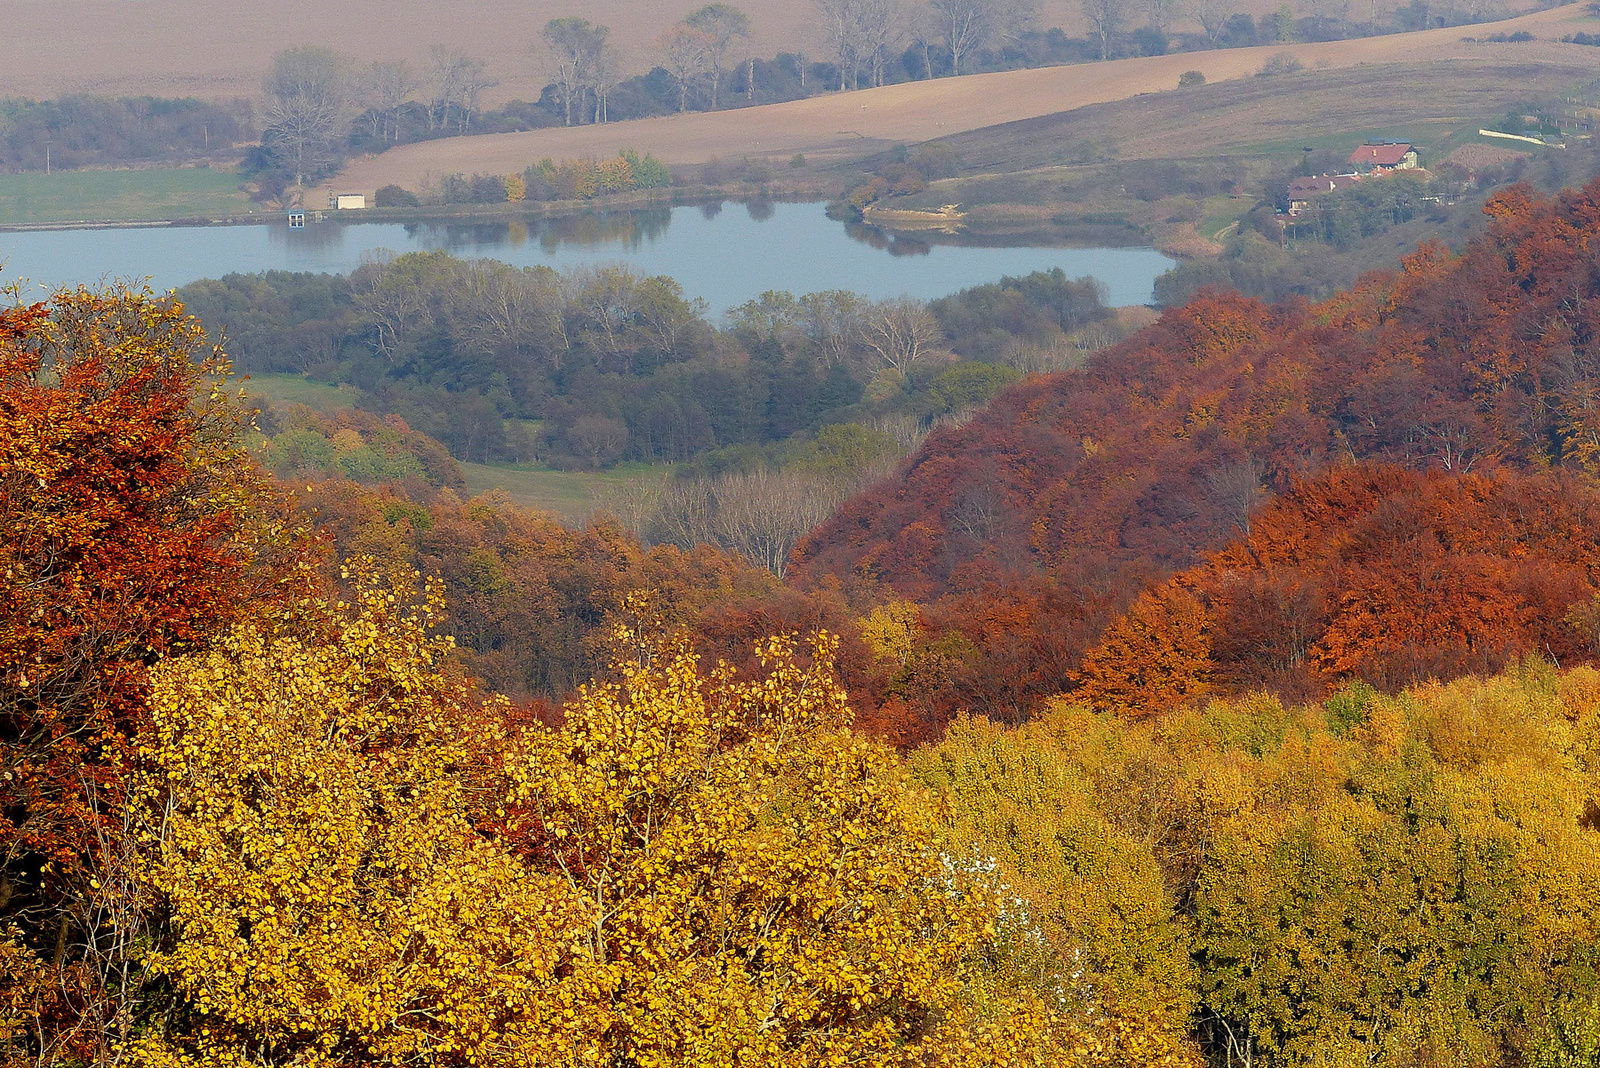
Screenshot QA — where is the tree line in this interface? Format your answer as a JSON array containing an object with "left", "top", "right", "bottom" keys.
[
  {"left": 0, "top": 95, "right": 251, "bottom": 172},
  {"left": 176, "top": 257, "right": 1116, "bottom": 472}
]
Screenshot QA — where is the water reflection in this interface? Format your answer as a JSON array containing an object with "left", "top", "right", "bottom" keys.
[
  {"left": 844, "top": 223, "right": 932, "bottom": 257},
  {"left": 1, "top": 200, "right": 1177, "bottom": 313}
]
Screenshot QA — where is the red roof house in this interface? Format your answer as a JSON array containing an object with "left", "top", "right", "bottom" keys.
[{"left": 1347, "top": 143, "right": 1420, "bottom": 172}]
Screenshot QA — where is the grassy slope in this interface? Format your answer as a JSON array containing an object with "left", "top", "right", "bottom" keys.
[
  {"left": 0, "top": 167, "right": 253, "bottom": 225},
  {"left": 325, "top": 5, "right": 1595, "bottom": 194},
  {"left": 459, "top": 462, "right": 667, "bottom": 523},
  {"left": 241, "top": 373, "right": 661, "bottom": 524}
]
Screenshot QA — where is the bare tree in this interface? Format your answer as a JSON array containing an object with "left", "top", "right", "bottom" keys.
[
  {"left": 658, "top": 23, "right": 714, "bottom": 111},
  {"left": 425, "top": 46, "right": 467, "bottom": 132},
  {"left": 798, "top": 289, "right": 866, "bottom": 366},
  {"left": 685, "top": 4, "right": 751, "bottom": 109},
  {"left": 448, "top": 261, "right": 569, "bottom": 367},
  {"left": 814, "top": 0, "right": 862, "bottom": 90},
  {"left": 541, "top": 17, "right": 609, "bottom": 126},
  {"left": 1143, "top": 0, "right": 1178, "bottom": 31},
  {"left": 589, "top": 39, "right": 621, "bottom": 123},
  {"left": 856, "top": 0, "right": 903, "bottom": 88},
  {"left": 365, "top": 60, "right": 417, "bottom": 143},
  {"left": 456, "top": 55, "right": 496, "bottom": 133},
  {"left": 929, "top": 0, "right": 997, "bottom": 75},
  {"left": 859, "top": 296, "right": 944, "bottom": 373},
  {"left": 1082, "top": 0, "right": 1131, "bottom": 59},
  {"left": 262, "top": 45, "right": 348, "bottom": 189},
  {"left": 1192, "top": 0, "right": 1230, "bottom": 44}
]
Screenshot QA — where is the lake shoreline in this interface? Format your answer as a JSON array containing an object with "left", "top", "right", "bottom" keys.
[{"left": 0, "top": 181, "right": 1192, "bottom": 259}]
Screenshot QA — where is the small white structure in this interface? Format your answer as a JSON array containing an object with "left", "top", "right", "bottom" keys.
[
  {"left": 332, "top": 193, "right": 367, "bottom": 210},
  {"left": 287, "top": 211, "right": 306, "bottom": 228}
]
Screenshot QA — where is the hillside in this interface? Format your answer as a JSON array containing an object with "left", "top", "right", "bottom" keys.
[
  {"left": 786, "top": 176, "right": 1600, "bottom": 726},
  {"left": 0, "top": 0, "right": 1561, "bottom": 103},
  {"left": 321, "top": 3, "right": 1598, "bottom": 195}
]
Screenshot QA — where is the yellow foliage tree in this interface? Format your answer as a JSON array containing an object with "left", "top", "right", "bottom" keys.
[
  {"left": 912, "top": 709, "right": 1201, "bottom": 1065},
  {"left": 134, "top": 566, "right": 585, "bottom": 1068},
  {"left": 133, "top": 578, "right": 1101, "bottom": 1067}
]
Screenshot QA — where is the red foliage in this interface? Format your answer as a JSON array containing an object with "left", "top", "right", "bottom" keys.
[
  {"left": 1078, "top": 464, "right": 1600, "bottom": 715},
  {"left": 790, "top": 178, "right": 1600, "bottom": 726}
]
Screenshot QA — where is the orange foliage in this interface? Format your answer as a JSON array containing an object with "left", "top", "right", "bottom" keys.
[
  {"left": 1078, "top": 464, "right": 1600, "bottom": 716},
  {"left": 790, "top": 177, "right": 1600, "bottom": 727},
  {"left": 1075, "top": 587, "right": 1212, "bottom": 718}
]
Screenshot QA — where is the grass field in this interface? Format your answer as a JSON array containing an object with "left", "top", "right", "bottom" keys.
[
  {"left": 0, "top": 167, "right": 253, "bottom": 225},
  {"left": 460, "top": 461, "right": 668, "bottom": 523},
  {"left": 236, "top": 373, "right": 365, "bottom": 413}
]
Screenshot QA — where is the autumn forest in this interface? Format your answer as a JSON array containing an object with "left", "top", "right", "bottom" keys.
[{"left": 7, "top": 176, "right": 1600, "bottom": 1067}]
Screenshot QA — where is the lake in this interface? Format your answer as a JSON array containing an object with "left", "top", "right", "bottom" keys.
[{"left": 0, "top": 201, "right": 1176, "bottom": 314}]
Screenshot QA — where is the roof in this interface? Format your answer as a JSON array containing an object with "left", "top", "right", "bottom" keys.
[
  {"left": 1287, "top": 173, "right": 1362, "bottom": 198},
  {"left": 1348, "top": 143, "right": 1415, "bottom": 167}
]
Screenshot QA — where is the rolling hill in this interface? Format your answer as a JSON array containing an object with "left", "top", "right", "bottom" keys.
[{"left": 320, "top": 3, "right": 1599, "bottom": 195}]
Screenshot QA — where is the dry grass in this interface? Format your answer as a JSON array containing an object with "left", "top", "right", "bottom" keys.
[
  {"left": 320, "top": 4, "right": 1598, "bottom": 196},
  {"left": 935, "top": 56, "right": 1596, "bottom": 169}
]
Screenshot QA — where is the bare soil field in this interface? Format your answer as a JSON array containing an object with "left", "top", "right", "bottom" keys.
[
  {"left": 323, "top": 4, "right": 1599, "bottom": 196},
  {"left": 0, "top": 0, "right": 1072, "bottom": 102},
  {"left": 0, "top": 0, "right": 1552, "bottom": 103}
]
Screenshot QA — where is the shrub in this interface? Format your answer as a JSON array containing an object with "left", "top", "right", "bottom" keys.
[
  {"left": 374, "top": 184, "right": 419, "bottom": 208},
  {"left": 1257, "top": 51, "right": 1304, "bottom": 75},
  {"left": 789, "top": 152, "right": 807, "bottom": 169},
  {"left": 1178, "top": 69, "right": 1206, "bottom": 87}
]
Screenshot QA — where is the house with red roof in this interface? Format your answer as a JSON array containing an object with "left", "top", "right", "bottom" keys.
[{"left": 1347, "top": 142, "right": 1420, "bottom": 173}]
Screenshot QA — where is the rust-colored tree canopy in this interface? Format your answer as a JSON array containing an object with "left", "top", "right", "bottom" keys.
[{"left": 788, "top": 179, "right": 1600, "bottom": 723}]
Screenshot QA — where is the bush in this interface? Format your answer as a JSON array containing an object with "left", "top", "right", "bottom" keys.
[
  {"left": 1257, "top": 51, "right": 1304, "bottom": 75},
  {"left": 374, "top": 184, "right": 420, "bottom": 208},
  {"left": 789, "top": 152, "right": 807, "bottom": 169},
  {"left": 1178, "top": 70, "right": 1206, "bottom": 87}
]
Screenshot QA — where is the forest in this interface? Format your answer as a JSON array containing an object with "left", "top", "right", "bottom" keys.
[{"left": 7, "top": 178, "right": 1600, "bottom": 1066}]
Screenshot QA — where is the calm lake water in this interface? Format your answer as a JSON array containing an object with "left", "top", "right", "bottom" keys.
[{"left": 0, "top": 201, "right": 1175, "bottom": 314}]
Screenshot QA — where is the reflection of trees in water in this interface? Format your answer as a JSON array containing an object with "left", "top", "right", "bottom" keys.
[
  {"left": 533, "top": 210, "right": 673, "bottom": 253},
  {"left": 745, "top": 199, "right": 775, "bottom": 222},
  {"left": 700, "top": 201, "right": 724, "bottom": 221},
  {"left": 399, "top": 211, "right": 675, "bottom": 255},
  {"left": 843, "top": 223, "right": 932, "bottom": 257}
]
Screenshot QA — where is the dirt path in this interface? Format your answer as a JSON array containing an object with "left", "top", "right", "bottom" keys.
[{"left": 324, "top": 4, "right": 1597, "bottom": 196}]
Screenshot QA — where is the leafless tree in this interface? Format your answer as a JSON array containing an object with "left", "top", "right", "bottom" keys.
[
  {"left": 856, "top": 0, "right": 903, "bottom": 88},
  {"left": 658, "top": 24, "right": 714, "bottom": 111},
  {"left": 858, "top": 296, "right": 945, "bottom": 373},
  {"left": 1143, "top": 0, "right": 1179, "bottom": 31},
  {"left": 1192, "top": 0, "right": 1230, "bottom": 44},
  {"left": 686, "top": 4, "right": 751, "bottom": 109},
  {"left": 1082, "top": 0, "right": 1131, "bottom": 59},
  {"left": 262, "top": 45, "right": 348, "bottom": 188},
  {"left": 350, "top": 250, "right": 433, "bottom": 358},
  {"left": 425, "top": 47, "right": 470, "bottom": 132},
  {"left": 541, "top": 17, "right": 609, "bottom": 126},
  {"left": 449, "top": 261, "right": 569, "bottom": 367},
  {"left": 1206, "top": 455, "right": 1268, "bottom": 535},
  {"left": 362, "top": 60, "right": 417, "bottom": 143},
  {"left": 929, "top": 0, "right": 1036, "bottom": 73},
  {"left": 798, "top": 289, "right": 866, "bottom": 366}
]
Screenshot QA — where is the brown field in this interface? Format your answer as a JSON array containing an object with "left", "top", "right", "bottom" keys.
[
  {"left": 322, "top": 3, "right": 1599, "bottom": 196},
  {"left": 0, "top": 0, "right": 1099, "bottom": 102},
  {"left": 0, "top": 0, "right": 1553, "bottom": 104}
]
